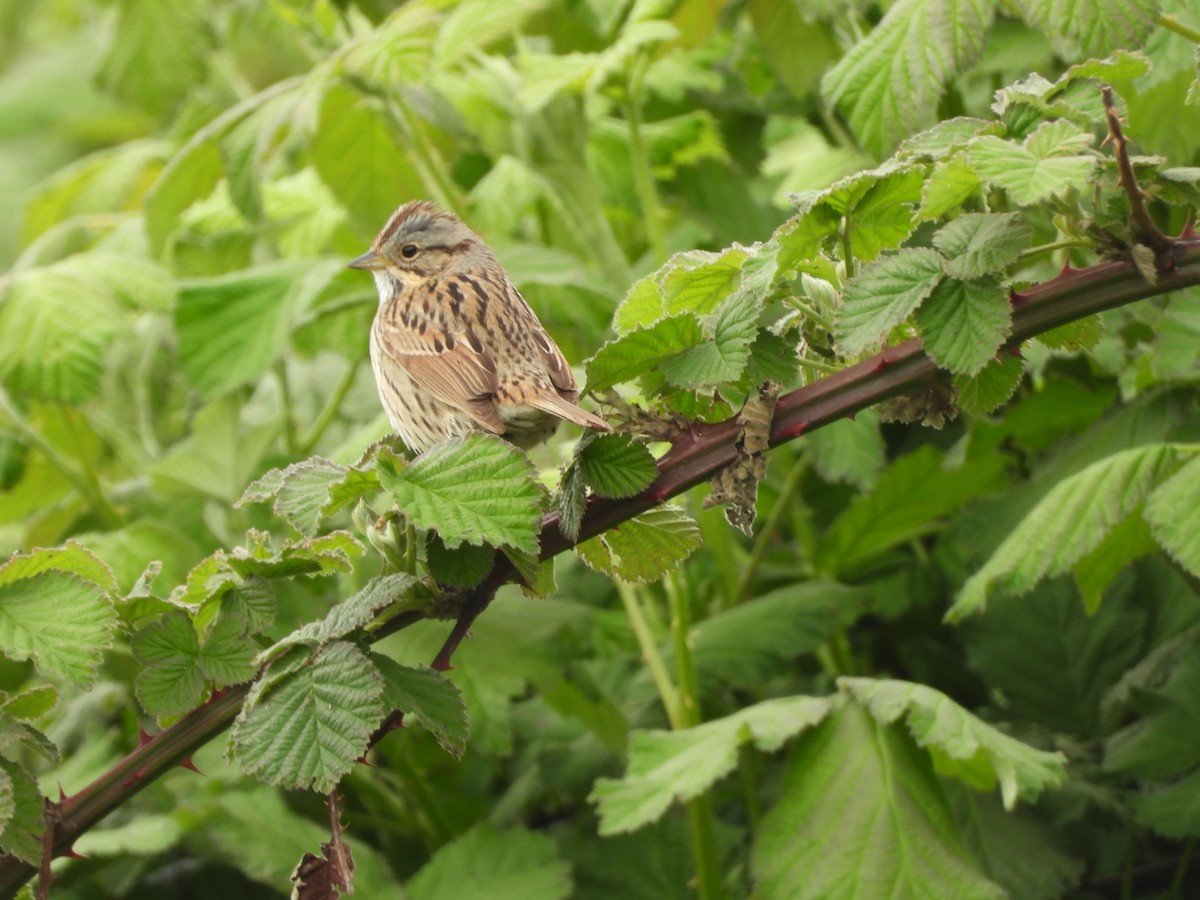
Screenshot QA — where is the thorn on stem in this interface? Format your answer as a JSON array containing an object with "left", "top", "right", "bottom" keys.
[{"left": 1101, "top": 85, "right": 1174, "bottom": 265}]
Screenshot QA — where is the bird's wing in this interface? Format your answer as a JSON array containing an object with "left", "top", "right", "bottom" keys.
[
  {"left": 505, "top": 283, "right": 579, "bottom": 398},
  {"left": 373, "top": 310, "right": 505, "bottom": 435}
]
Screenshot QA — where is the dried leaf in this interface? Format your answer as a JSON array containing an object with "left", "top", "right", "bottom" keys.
[{"left": 703, "top": 383, "right": 779, "bottom": 534}]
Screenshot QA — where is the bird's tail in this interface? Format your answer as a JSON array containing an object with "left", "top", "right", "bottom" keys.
[{"left": 528, "top": 391, "right": 612, "bottom": 433}]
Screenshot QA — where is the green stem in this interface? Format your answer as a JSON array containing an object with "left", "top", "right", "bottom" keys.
[
  {"left": 274, "top": 360, "right": 298, "bottom": 457},
  {"left": 403, "top": 521, "right": 418, "bottom": 576},
  {"left": 1159, "top": 12, "right": 1200, "bottom": 42},
  {"left": 685, "top": 796, "right": 724, "bottom": 900},
  {"left": 298, "top": 362, "right": 360, "bottom": 456},
  {"left": 0, "top": 390, "right": 121, "bottom": 528},
  {"left": 1170, "top": 838, "right": 1196, "bottom": 895},
  {"left": 618, "top": 583, "right": 681, "bottom": 725},
  {"left": 732, "top": 457, "right": 807, "bottom": 605},
  {"left": 840, "top": 217, "right": 855, "bottom": 275},
  {"left": 665, "top": 573, "right": 699, "bottom": 728},
  {"left": 665, "top": 572, "right": 724, "bottom": 900},
  {"left": 1017, "top": 238, "right": 1091, "bottom": 262},
  {"left": 627, "top": 55, "right": 667, "bottom": 266},
  {"left": 796, "top": 356, "right": 840, "bottom": 375},
  {"left": 786, "top": 297, "right": 835, "bottom": 332}
]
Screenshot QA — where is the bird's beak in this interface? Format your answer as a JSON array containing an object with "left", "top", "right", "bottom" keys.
[{"left": 348, "top": 249, "right": 385, "bottom": 271}]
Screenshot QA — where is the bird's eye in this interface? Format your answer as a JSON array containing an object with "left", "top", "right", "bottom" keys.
[{"left": 401, "top": 243, "right": 419, "bottom": 259}]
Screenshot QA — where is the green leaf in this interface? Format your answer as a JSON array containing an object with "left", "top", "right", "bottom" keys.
[
  {"left": 54, "top": 252, "right": 176, "bottom": 312},
  {"left": 1133, "top": 767, "right": 1200, "bottom": 839},
  {"left": 233, "top": 641, "right": 384, "bottom": 793},
  {"left": 0, "top": 268, "right": 124, "bottom": 403},
  {"left": 749, "top": 0, "right": 839, "bottom": 98},
  {"left": 934, "top": 213, "right": 1032, "bottom": 280},
  {"left": 20, "top": 141, "right": 164, "bottom": 246},
  {"left": 948, "top": 787, "right": 1085, "bottom": 900},
  {"left": 571, "top": 818, "right": 695, "bottom": 900},
  {"left": 144, "top": 139, "right": 224, "bottom": 256},
  {"left": 968, "top": 121, "right": 1097, "bottom": 205},
  {"left": 260, "top": 573, "right": 420, "bottom": 664},
  {"left": 841, "top": 678, "right": 1067, "bottom": 808},
  {"left": 954, "top": 354, "right": 1025, "bottom": 416},
  {"left": 406, "top": 823, "right": 571, "bottom": 900},
  {"left": 837, "top": 248, "right": 944, "bottom": 356},
  {"left": 1073, "top": 513, "right": 1156, "bottom": 614},
  {"left": 578, "top": 434, "right": 658, "bottom": 500},
  {"left": 1144, "top": 454, "right": 1200, "bottom": 578},
  {"left": 817, "top": 446, "right": 1006, "bottom": 577},
  {"left": 374, "top": 655, "right": 469, "bottom": 758},
  {"left": 806, "top": 411, "right": 886, "bottom": 490},
  {"left": 820, "top": 0, "right": 994, "bottom": 154},
  {"left": 966, "top": 578, "right": 1147, "bottom": 737},
  {"left": 950, "top": 444, "right": 1181, "bottom": 620},
  {"left": 752, "top": 703, "right": 1005, "bottom": 900},
  {"left": 556, "top": 458, "right": 587, "bottom": 542},
  {"left": 804, "top": 163, "right": 927, "bottom": 264},
  {"left": 612, "top": 271, "right": 668, "bottom": 335},
  {"left": 1, "top": 686, "right": 57, "bottom": 721},
  {"left": 0, "top": 764, "right": 10, "bottom": 839},
  {"left": 689, "top": 583, "right": 871, "bottom": 690},
  {"left": 224, "top": 531, "right": 364, "bottom": 580},
  {"left": 132, "top": 611, "right": 206, "bottom": 716},
  {"left": 133, "top": 611, "right": 256, "bottom": 717},
  {"left": 238, "top": 457, "right": 380, "bottom": 536},
  {"left": 1019, "top": 0, "right": 1158, "bottom": 58},
  {"left": 151, "top": 397, "right": 279, "bottom": 503},
  {"left": 73, "top": 814, "right": 183, "bottom": 858},
  {"left": 96, "top": 0, "right": 212, "bottom": 117},
  {"left": 341, "top": 5, "right": 438, "bottom": 89},
  {"left": 0, "top": 715, "right": 58, "bottom": 766},
  {"left": 198, "top": 614, "right": 258, "bottom": 687},
  {"left": 0, "top": 758, "right": 42, "bottom": 865},
  {"left": 1062, "top": 49, "right": 1153, "bottom": 83},
  {"left": 746, "top": 328, "right": 800, "bottom": 385},
  {"left": 838, "top": 165, "right": 928, "bottom": 262},
  {"left": 899, "top": 117, "right": 1002, "bottom": 159},
  {"left": 0, "top": 544, "right": 117, "bottom": 686},
  {"left": 176, "top": 261, "right": 339, "bottom": 398},
  {"left": 773, "top": 202, "right": 841, "bottom": 276},
  {"left": 1107, "top": 654, "right": 1200, "bottom": 779},
  {"left": 575, "top": 505, "right": 702, "bottom": 584},
  {"left": 311, "top": 85, "right": 425, "bottom": 236},
  {"left": 915, "top": 277, "right": 1011, "bottom": 375},
  {"left": 660, "top": 246, "right": 749, "bottom": 320},
  {"left": 661, "top": 290, "right": 761, "bottom": 388},
  {"left": 425, "top": 533, "right": 495, "bottom": 588},
  {"left": 590, "top": 696, "right": 833, "bottom": 834},
  {"left": 921, "top": 151, "right": 984, "bottom": 219},
  {"left": 1037, "top": 315, "right": 1104, "bottom": 352},
  {"left": 376, "top": 436, "right": 544, "bottom": 554},
  {"left": 584, "top": 314, "right": 706, "bottom": 393}
]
